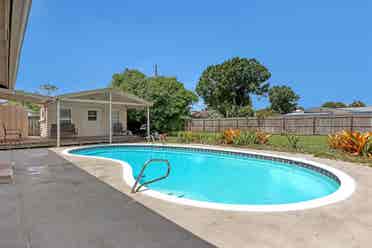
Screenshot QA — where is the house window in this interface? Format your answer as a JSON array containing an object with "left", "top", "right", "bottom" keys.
[
  {"left": 60, "top": 109, "right": 71, "bottom": 124},
  {"left": 112, "top": 111, "right": 120, "bottom": 124},
  {"left": 88, "top": 110, "right": 97, "bottom": 121}
]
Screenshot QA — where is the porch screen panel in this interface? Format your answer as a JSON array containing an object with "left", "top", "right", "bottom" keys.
[{"left": 60, "top": 109, "right": 71, "bottom": 124}]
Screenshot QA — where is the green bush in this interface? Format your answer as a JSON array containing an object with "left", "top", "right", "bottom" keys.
[
  {"left": 177, "top": 131, "right": 193, "bottom": 143},
  {"left": 232, "top": 131, "right": 257, "bottom": 145},
  {"left": 286, "top": 134, "right": 301, "bottom": 150},
  {"left": 362, "top": 137, "right": 372, "bottom": 158},
  {"left": 176, "top": 131, "right": 222, "bottom": 144}
]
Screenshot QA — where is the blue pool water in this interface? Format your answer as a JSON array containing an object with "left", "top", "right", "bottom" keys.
[{"left": 71, "top": 146, "right": 340, "bottom": 205}]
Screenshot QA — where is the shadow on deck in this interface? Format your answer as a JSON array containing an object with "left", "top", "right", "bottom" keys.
[{"left": 0, "top": 135, "right": 143, "bottom": 150}]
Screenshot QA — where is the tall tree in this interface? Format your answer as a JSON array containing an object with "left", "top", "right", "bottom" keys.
[
  {"left": 111, "top": 69, "right": 197, "bottom": 132},
  {"left": 196, "top": 57, "right": 271, "bottom": 117},
  {"left": 268, "top": 86, "right": 300, "bottom": 114},
  {"left": 39, "top": 83, "right": 58, "bottom": 96},
  {"left": 322, "top": 101, "right": 347, "bottom": 108},
  {"left": 349, "top": 100, "right": 366, "bottom": 107}
]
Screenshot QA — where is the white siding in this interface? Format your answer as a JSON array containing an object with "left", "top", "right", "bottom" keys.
[{"left": 42, "top": 101, "right": 127, "bottom": 137}]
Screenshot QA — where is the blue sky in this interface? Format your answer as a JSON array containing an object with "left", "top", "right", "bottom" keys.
[{"left": 17, "top": 0, "right": 371, "bottom": 109}]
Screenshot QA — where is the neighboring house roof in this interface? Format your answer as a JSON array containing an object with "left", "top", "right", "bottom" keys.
[
  {"left": 338, "top": 106, "right": 372, "bottom": 114},
  {"left": 191, "top": 110, "right": 210, "bottom": 118},
  {"left": 285, "top": 112, "right": 333, "bottom": 116},
  {"left": 0, "top": 0, "right": 32, "bottom": 90},
  {"left": 286, "top": 106, "right": 372, "bottom": 116}
]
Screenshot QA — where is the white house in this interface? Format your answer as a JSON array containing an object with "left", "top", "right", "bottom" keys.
[{"left": 39, "top": 88, "right": 152, "bottom": 145}]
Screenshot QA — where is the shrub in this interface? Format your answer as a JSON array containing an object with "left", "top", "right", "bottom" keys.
[
  {"left": 255, "top": 130, "right": 271, "bottom": 144},
  {"left": 223, "top": 129, "right": 240, "bottom": 144},
  {"left": 231, "top": 130, "right": 271, "bottom": 145},
  {"left": 232, "top": 131, "right": 257, "bottom": 145},
  {"left": 197, "top": 133, "right": 222, "bottom": 145},
  {"left": 286, "top": 134, "right": 301, "bottom": 150},
  {"left": 177, "top": 131, "right": 193, "bottom": 143},
  {"left": 328, "top": 131, "right": 372, "bottom": 157},
  {"left": 176, "top": 131, "right": 222, "bottom": 145},
  {"left": 362, "top": 137, "right": 372, "bottom": 158}
]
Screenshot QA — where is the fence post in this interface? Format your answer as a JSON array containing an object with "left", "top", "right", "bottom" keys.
[
  {"left": 236, "top": 118, "right": 239, "bottom": 129},
  {"left": 282, "top": 118, "right": 286, "bottom": 134},
  {"left": 350, "top": 116, "right": 354, "bottom": 132},
  {"left": 313, "top": 117, "right": 316, "bottom": 135},
  {"left": 202, "top": 119, "right": 206, "bottom": 132}
]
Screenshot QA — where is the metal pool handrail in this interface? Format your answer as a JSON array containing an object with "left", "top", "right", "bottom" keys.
[{"left": 131, "top": 159, "right": 171, "bottom": 193}]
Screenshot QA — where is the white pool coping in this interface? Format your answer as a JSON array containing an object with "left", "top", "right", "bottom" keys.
[{"left": 63, "top": 143, "right": 356, "bottom": 212}]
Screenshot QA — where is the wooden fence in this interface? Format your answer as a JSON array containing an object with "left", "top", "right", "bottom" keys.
[
  {"left": 185, "top": 115, "right": 372, "bottom": 135},
  {"left": 0, "top": 105, "right": 28, "bottom": 137},
  {"left": 28, "top": 116, "right": 40, "bottom": 136}
]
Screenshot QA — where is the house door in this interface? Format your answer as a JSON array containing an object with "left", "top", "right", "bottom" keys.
[{"left": 83, "top": 109, "right": 101, "bottom": 136}]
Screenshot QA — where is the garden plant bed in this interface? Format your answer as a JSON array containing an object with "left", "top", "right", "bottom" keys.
[{"left": 167, "top": 133, "right": 372, "bottom": 166}]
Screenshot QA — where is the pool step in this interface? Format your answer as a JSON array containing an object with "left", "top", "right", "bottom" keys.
[{"left": 0, "top": 162, "right": 14, "bottom": 184}]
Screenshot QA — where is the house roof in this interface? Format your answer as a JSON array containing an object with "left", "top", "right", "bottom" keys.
[
  {"left": 0, "top": 87, "right": 152, "bottom": 107},
  {"left": 0, "top": 0, "right": 32, "bottom": 89},
  {"left": 338, "top": 106, "right": 372, "bottom": 113},
  {"left": 286, "top": 106, "right": 372, "bottom": 116}
]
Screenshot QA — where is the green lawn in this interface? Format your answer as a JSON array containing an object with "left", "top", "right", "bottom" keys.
[{"left": 166, "top": 133, "right": 372, "bottom": 166}]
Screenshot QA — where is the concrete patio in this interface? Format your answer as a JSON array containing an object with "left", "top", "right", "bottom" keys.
[
  {"left": 1, "top": 146, "right": 371, "bottom": 248},
  {"left": 0, "top": 148, "right": 214, "bottom": 248}
]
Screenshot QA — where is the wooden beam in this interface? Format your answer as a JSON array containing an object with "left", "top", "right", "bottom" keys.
[{"left": 60, "top": 97, "right": 148, "bottom": 107}]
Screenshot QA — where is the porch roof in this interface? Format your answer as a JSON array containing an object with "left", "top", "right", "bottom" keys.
[
  {"left": 0, "top": 88, "right": 51, "bottom": 104},
  {"left": 0, "top": 0, "right": 32, "bottom": 90},
  {"left": 57, "top": 88, "right": 152, "bottom": 108}
]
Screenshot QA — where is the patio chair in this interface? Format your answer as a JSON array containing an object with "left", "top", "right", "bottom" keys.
[
  {"left": 146, "top": 131, "right": 167, "bottom": 143},
  {"left": 50, "top": 123, "right": 78, "bottom": 138},
  {"left": 1, "top": 122, "right": 22, "bottom": 143},
  {"left": 113, "top": 123, "right": 133, "bottom": 136}
]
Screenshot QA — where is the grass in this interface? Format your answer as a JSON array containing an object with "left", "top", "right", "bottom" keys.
[{"left": 166, "top": 132, "right": 372, "bottom": 166}]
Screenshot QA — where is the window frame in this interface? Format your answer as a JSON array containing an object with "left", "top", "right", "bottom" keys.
[{"left": 88, "top": 110, "right": 97, "bottom": 121}]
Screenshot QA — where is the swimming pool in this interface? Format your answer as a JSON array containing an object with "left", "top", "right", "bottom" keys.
[{"left": 66, "top": 144, "right": 355, "bottom": 212}]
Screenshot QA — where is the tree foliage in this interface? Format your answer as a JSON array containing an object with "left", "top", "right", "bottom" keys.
[
  {"left": 349, "top": 100, "right": 366, "bottom": 108},
  {"left": 322, "top": 101, "right": 347, "bottom": 108},
  {"left": 255, "top": 108, "right": 279, "bottom": 118},
  {"left": 111, "top": 69, "right": 197, "bottom": 132},
  {"left": 268, "top": 86, "right": 300, "bottom": 114},
  {"left": 196, "top": 57, "right": 271, "bottom": 117},
  {"left": 7, "top": 100, "right": 40, "bottom": 112}
]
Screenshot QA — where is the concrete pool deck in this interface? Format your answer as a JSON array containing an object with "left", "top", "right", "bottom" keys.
[
  {"left": 0, "top": 148, "right": 214, "bottom": 248},
  {"left": 58, "top": 144, "right": 372, "bottom": 248},
  {"left": 1, "top": 146, "right": 371, "bottom": 247}
]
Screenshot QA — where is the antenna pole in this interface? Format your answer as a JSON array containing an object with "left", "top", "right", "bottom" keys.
[{"left": 154, "top": 64, "right": 158, "bottom": 77}]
